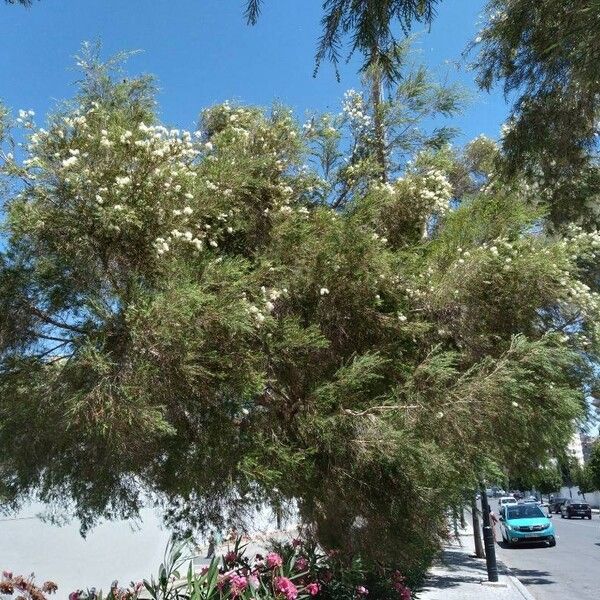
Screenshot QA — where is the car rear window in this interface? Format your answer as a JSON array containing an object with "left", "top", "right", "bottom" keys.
[{"left": 506, "top": 505, "right": 546, "bottom": 519}]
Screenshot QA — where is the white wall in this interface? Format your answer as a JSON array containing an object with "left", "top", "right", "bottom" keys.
[
  {"left": 0, "top": 502, "right": 289, "bottom": 599},
  {"left": 0, "top": 504, "right": 171, "bottom": 598},
  {"left": 559, "top": 486, "right": 600, "bottom": 508}
]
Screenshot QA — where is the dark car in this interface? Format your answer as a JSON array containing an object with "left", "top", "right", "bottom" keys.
[
  {"left": 560, "top": 500, "right": 592, "bottom": 519},
  {"left": 549, "top": 497, "right": 569, "bottom": 514}
]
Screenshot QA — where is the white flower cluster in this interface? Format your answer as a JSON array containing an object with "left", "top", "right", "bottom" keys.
[
  {"left": 418, "top": 169, "right": 453, "bottom": 215},
  {"left": 16, "top": 109, "right": 36, "bottom": 128},
  {"left": 564, "top": 226, "right": 600, "bottom": 261},
  {"left": 342, "top": 90, "right": 372, "bottom": 134},
  {"left": 18, "top": 104, "right": 254, "bottom": 255},
  {"left": 245, "top": 286, "right": 288, "bottom": 328},
  {"left": 154, "top": 208, "right": 236, "bottom": 257},
  {"left": 559, "top": 279, "right": 599, "bottom": 316}
]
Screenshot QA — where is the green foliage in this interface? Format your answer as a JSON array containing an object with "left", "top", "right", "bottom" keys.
[
  {"left": 1, "top": 49, "right": 598, "bottom": 578},
  {"left": 474, "top": 0, "right": 600, "bottom": 229},
  {"left": 587, "top": 441, "right": 600, "bottom": 491},
  {"left": 532, "top": 465, "right": 563, "bottom": 495},
  {"left": 573, "top": 463, "right": 597, "bottom": 495},
  {"left": 305, "top": 40, "right": 467, "bottom": 208},
  {"left": 245, "top": 0, "right": 442, "bottom": 77}
]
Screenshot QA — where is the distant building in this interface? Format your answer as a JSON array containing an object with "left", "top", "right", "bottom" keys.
[
  {"left": 581, "top": 434, "right": 598, "bottom": 464},
  {"left": 568, "top": 431, "right": 585, "bottom": 466}
]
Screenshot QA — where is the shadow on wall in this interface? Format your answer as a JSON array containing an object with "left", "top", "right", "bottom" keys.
[{"left": 559, "top": 486, "right": 600, "bottom": 509}]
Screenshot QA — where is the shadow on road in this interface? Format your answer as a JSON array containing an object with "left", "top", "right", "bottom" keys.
[
  {"left": 497, "top": 541, "right": 551, "bottom": 551},
  {"left": 504, "top": 566, "right": 555, "bottom": 587}
]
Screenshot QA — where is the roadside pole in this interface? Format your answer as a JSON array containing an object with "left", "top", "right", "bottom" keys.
[
  {"left": 471, "top": 496, "right": 485, "bottom": 559},
  {"left": 479, "top": 487, "right": 499, "bottom": 582}
]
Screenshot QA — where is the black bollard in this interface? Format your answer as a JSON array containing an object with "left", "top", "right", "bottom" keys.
[{"left": 480, "top": 487, "right": 499, "bottom": 582}]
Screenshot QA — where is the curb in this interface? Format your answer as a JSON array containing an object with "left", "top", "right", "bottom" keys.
[{"left": 499, "top": 562, "right": 537, "bottom": 600}]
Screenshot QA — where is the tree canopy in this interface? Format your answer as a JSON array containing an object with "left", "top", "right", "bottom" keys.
[
  {"left": 245, "top": 0, "right": 442, "bottom": 76},
  {"left": 1, "top": 49, "right": 598, "bottom": 575},
  {"left": 474, "top": 1, "right": 600, "bottom": 229},
  {"left": 588, "top": 441, "right": 600, "bottom": 491}
]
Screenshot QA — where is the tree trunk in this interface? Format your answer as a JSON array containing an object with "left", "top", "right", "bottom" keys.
[
  {"left": 370, "top": 46, "right": 387, "bottom": 183},
  {"left": 471, "top": 496, "right": 485, "bottom": 559}
]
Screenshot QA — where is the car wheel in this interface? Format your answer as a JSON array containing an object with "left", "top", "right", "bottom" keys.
[
  {"left": 588, "top": 515, "right": 592, "bottom": 520},
  {"left": 561, "top": 513, "right": 564, "bottom": 518},
  {"left": 568, "top": 514, "right": 572, "bottom": 519},
  {"left": 548, "top": 536, "right": 556, "bottom": 547}
]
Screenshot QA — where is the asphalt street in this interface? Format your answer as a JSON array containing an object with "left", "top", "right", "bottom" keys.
[{"left": 490, "top": 500, "right": 600, "bottom": 600}]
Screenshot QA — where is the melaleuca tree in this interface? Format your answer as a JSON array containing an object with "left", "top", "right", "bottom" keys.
[
  {"left": 473, "top": 0, "right": 600, "bottom": 230},
  {"left": 245, "top": 0, "right": 442, "bottom": 77},
  {"left": 1, "top": 50, "right": 599, "bottom": 577},
  {"left": 305, "top": 40, "right": 466, "bottom": 209}
]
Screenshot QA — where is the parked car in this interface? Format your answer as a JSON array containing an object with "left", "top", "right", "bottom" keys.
[
  {"left": 500, "top": 504, "right": 556, "bottom": 547},
  {"left": 499, "top": 496, "right": 519, "bottom": 512},
  {"left": 560, "top": 500, "right": 592, "bottom": 519},
  {"left": 549, "top": 497, "right": 569, "bottom": 514}
]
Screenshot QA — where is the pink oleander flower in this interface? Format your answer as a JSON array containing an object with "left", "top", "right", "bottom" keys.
[
  {"left": 399, "top": 588, "right": 411, "bottom": 600},
  {"left": 306, "top": 582, "right": 320, "bottom": 596},
  {"left": 225, "top": 551, "right": 238, "bottom": 564},
  {"left": 274, "top": 576, "right": 298, "bottom": 600},
  {"left": 217, "top": 573, "right": 231, "bottom": 590},
  {"left": 266, "top": 552, "right": 283, "bottom": 569},
  {"left": 69, "top": 591, "right": 81, "bottom": 600},
  {"left": 295, "top": 556, "right": 309, "bottom": 572},
  {"left": 248, "top": 574, "right": 260, "bottom": 590},
  {"left": 230, "top": 574, "right": 248, "bottom": 597},
  {"left": 291, "top": 538, "right": 302, "bottom": 548},
  {"left": 356, "top": 585, "right": 369, "bottom": 596}
]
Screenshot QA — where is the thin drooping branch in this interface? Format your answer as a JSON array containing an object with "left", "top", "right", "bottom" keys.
[{"left": 28, "top": 303, "right": 87, "bottom": 335}]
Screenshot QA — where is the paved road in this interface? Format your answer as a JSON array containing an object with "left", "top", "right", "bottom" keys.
[{"left": 489, "top": 500, "right": 600, "bottom": 600}]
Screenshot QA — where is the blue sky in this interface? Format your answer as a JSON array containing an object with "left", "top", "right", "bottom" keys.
[{"left": 1, "top": 0, "right": 507, "bottom": 140}]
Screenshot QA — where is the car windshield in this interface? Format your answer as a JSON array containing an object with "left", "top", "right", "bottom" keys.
[
  {"left": 572, "top": 504, "right": 589, "bottom": 509},
  {"left": 506, "top": 505, "right": 546, "bottom": 520}
]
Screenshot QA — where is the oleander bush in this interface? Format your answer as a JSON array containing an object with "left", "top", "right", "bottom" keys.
[{"left": 1, "top": 537, "right": 412, "bottom": 600}]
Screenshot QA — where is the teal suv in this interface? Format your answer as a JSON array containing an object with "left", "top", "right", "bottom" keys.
[{"left": 500, "top": 504, "right": 556, "bottom": 547}]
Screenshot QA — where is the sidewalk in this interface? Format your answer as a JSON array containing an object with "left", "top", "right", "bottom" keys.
[{"left": 417, "top": 524, "right": 535, "bottom": 600}]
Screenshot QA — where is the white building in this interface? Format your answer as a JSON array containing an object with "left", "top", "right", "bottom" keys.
[{"left": 567, "top": 431, "right": 585, "bottom": 466}]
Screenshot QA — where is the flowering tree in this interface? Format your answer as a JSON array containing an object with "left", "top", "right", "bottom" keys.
[{"left": 1, "top": 49, "right": 599, "bottom": 578}]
